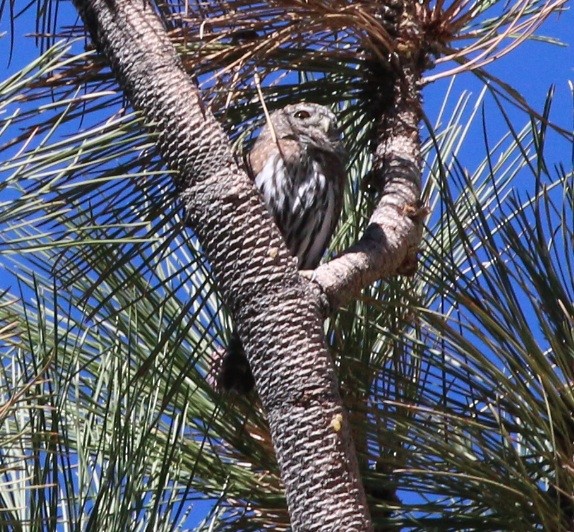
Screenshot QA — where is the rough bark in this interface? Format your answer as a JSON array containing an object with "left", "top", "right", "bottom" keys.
[
  {"left": 72, "top": 0, "right": 372, "bottom": 529},
  {"left": 311, "top": 96, "right": 424, "bottom": 310},
  {"left": 311, "top": 2, "right": 426, "bottom": 311}
]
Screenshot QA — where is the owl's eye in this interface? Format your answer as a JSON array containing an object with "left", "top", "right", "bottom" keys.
[{"left": 294, "top": 110, "right": 311, "bottom": 120}]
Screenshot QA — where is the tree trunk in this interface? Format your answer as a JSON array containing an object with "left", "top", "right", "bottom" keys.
[{"left": 72, "top": 0, "right": 373, "bottom": 529}]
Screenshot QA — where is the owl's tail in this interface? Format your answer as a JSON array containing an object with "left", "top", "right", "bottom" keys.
[{"left": 214, "top": 330, "right": 255, "bottom": 394}]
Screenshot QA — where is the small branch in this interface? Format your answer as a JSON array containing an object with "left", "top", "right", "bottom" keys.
[
  {"left": 312, "top": 189, "right": 425, "bottom": 310},
  {"left": 314, "top": 56, "right": 426, "bottom": 310}
]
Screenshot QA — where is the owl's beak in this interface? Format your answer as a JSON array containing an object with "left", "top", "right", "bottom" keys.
[
  {"left": 319, "top": 116, "right": 332, "bottom": 136},
  {"left": 320, "top": 117, "right": 342, "bottom": 144}
]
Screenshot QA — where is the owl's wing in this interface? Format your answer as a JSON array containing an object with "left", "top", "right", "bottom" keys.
[{"left": 328, "top": 163, "right": 346, "bottom": 255}]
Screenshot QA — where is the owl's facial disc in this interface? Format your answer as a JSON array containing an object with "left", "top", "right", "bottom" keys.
[{"left": 285, "top": 104, "right": 342, "bottom": 153}]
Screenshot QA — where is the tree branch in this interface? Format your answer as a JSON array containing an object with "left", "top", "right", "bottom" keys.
[
  {"left": 312, "top": 7, "right": 426, "bottom": 311},
  {"left": 72, "top": 0, "right": 373, "bottom": 529}
]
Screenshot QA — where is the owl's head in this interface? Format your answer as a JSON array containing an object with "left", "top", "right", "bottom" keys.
[{"left": 272, "top": 102, "right": 344, "bottom": 156}]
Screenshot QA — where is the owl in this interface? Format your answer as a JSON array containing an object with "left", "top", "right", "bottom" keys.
[
  {"left": 218, "top": 102, "right": 346, "bottom": 393},
  {"left": 248, "top": 102, "right": 346, "bottom": 269}
]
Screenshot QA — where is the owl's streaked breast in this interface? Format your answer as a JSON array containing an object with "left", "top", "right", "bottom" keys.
[
  {"left": 247, "top": 103, "right": 345, "bottom": 270},
  {"left": 254, "top": 149, "right": 340, "bottom": 269}
]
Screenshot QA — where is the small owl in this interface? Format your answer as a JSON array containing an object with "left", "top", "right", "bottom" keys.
[
  {"left": 218, "top": 103, "right": 346, "bottom": 393},
  {"left": 248, "top": 102, "right": 346, "bottom": 269}
]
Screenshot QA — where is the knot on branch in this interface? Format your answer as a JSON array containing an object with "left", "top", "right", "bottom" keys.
[{"left": 397, "top": 200, "right": 428, "bottom": 276}]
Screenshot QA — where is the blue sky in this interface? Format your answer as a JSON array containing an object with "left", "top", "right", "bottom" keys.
[{"left": 423, "top": 6, "right": 572, "bottom": 166}]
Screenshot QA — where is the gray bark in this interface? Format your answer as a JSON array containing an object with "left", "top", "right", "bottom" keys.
[
  {"left": 312, "top": 4, "right": 426, "bottom": 311},
  {"left": 72, "top": 0, "right": 373, "bottom": 529}
]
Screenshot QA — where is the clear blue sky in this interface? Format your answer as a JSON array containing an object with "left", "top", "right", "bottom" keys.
[{"left": 423, "top": 7, "right": 573, "bottom": 171}]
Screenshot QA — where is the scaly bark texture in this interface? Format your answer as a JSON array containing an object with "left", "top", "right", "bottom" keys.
[
  {"left": 73, "top": 0, "right": 372, "bottom": 529},
  {"left": 311, "top": 1, "right": 426, "bottom": 310}
]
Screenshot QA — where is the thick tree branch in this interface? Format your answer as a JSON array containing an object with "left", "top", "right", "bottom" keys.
[
  {"left": 312, "top": 134, "right": 424, "bottom": 310},
  {"left": 312, "top": 11, "right": 426, "bottom": 310},
  {"left": 73, "top": 0, "right": 372, "bottom": 529}
]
